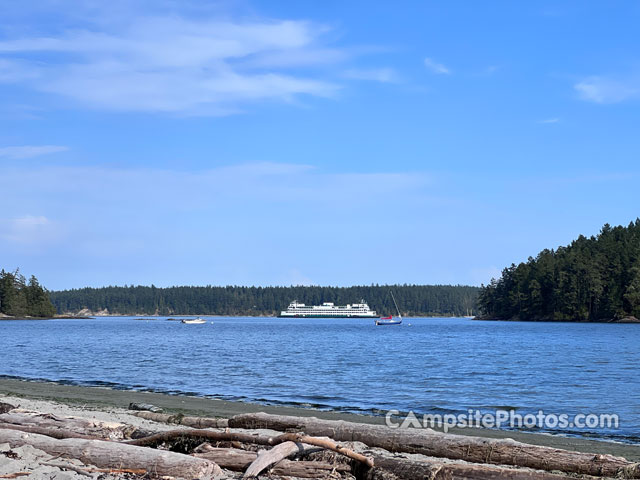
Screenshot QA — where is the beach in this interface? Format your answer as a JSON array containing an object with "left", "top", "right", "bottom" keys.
[{"left": 1, "top": 377, "right": 639, "bottom": 465}]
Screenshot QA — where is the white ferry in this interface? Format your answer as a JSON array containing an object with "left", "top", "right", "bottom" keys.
[{"left": 280, "top": 300, "right": 377, "bottom": 318}]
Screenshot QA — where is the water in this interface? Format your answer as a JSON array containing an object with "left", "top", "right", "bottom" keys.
[{"left": 0, "top": 316, "right": 638, "bottom": 443}]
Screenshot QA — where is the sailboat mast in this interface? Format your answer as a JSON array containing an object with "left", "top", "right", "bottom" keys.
[{"left": 390, "top": 291, "right": 402, "bottom": 319}]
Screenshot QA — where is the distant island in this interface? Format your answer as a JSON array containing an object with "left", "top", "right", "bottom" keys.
[
  {"left": 0, "top": 269, "right": 56, "bottom": 319},
  {"left": 49, "top": 284, "right": 479, "bottom": 317},
  {"left": 478, "top": 220, "right": 640, "bottom": 322}
]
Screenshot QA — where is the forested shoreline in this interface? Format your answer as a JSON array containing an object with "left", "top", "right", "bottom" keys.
[
  {"left": 478, "top": 220, "right": 640, "bottom": 322},
  {"left": 0, "top": 269, "right": 57, "bottom": 318},
  {"left": 50, "top": 284, "right": 479, "bottom": 317}
]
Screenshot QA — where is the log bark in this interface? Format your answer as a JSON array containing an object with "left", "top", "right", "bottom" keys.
[
  {"left": 229, "top": 412, "right": 640, "bottom": 478},
  {"left": 131, "top": 410, "right": 229, "bottom": 428},
  {"left": 0, "top": 423, "right": 98, "bottom": 440},
  {"left": 194, "top": 446, "right": 351, "bottom": 478},
  {"left": 125, "top": 428, "right": 272, "bottom": 447},
  {"left": 0, "top": 411, "right": 149, "bottom": 440},
  {"left": 0, "top": 428, "right": 221, "bottom": 479},
  {"left": 366, "top": 454, "right": 574, "bottom": 480}
]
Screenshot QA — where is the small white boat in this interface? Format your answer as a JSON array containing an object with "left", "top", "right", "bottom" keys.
[{"left": 181, "top": 318, "right": 206, "bottom": 324}]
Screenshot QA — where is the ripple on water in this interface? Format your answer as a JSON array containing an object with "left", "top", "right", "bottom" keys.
[{"left": 0, "top": 316, "right": 638, "bottom": 443}]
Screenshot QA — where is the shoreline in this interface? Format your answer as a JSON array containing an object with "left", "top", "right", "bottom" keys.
[
  {"left": 4, "top": 314, "right": 639, "bottom": 322},
  {"left": 0, "top": 377, "right": 638, "bottom": 461}
]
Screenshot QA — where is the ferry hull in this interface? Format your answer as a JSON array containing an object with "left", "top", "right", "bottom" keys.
[
  {"left": 280, "top": 300, "right": 377, "bottom": 318},
  {"left": 279, "top": 314, "right": 377, "bottom": 318}
]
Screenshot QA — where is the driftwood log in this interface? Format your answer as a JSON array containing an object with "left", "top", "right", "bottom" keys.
[
  {"left": 270, "top": 432, "right": 375, "bottom": 468},
  {"left": 229, "top": 412, "right": 640, "bottom": 478},
  {"left": 125, "top": 428, "right": 272, "bottom": 447},
  {"left": 244, "top": 440, "right": 310, "bottom": 478},
  {"left": 128, "top": 402, "right": 163, "bottom": 413},
  {"left": 195, "top": 445, "right": 352, "bottom": 478},
  {"left": 127, "top": 428, "right": 373, "bottom": 469},
  {"left": 0, "top": 428, "right": 222, "bottom": 479},
  {"left": 0, "top": 411, "right": 149, "bottom": 440},
  {"left": 131, "top": 410, "right": 229, "bottom": 428},
  {"left": 194, "top": 437, "right": 578, "bottom": 480},
  {"left": 366, "top": 454, "right": 575, "bottom": 480},
  {"left": 0, "top": 423, "right": 98, "bottom": 440}
]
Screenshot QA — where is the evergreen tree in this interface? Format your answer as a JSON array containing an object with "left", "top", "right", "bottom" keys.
[
  {"left": 479, "top": 219, "right": 640, "bottom": 321},
  {"left": 49, "top": 284, "right": 481, "bottom": 317},
  {"left": 0, "top": 269, "right": 56, "bottom": 318}
]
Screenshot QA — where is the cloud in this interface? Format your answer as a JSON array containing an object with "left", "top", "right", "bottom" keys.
[
  {"left": 0, "top": 59, "right": 41, "bottom": 82},
  {"left": 1, "top": 162, "right": 429, "bottom": 211},
  {"left": 0, "top": 145, "right": 68, "bottom": 159},
  {"left": 0, "top": 12, "right": 349, "bottom": 114},
  {"left": 537, "top": 118, "right": 560, "bottom": 124},
  {"left": 343, "top": 68, "right": 399, "bottom": 83},
  {"left": 0, "top": 161, "right": 432, "bottom": 263},
  {"left": 0, "top": 215, "right": 60, "bottom": 245},
  {"left": 424, "top": 57, "right": 450, "bottom": 75},
  {"left": 574, "top": 76, "right": 640, "bottom": 103}
]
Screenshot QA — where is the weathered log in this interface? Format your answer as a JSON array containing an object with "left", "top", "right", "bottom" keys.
[
  {"left": 230, "top": 412, "right": 640, "bottom": 478},
  {"left": 125, "top": 428, "right": 272, "bottom": 447},
  {"left": 0, "top": 428, "right": 221, "bottom": 479},
  {"left": 129, "top": 427, "right": 374, "bottom": 470},
  {"left": 244, "top": 441, "right": 304, "bottom": 478},
  {"left": 0, "top": 423, "right": 98, "bottom": 440},
  {"left": 195, "top": 441, "right": 573, "bottom": 480},
  {"left": 366, "top": 454, "right": 574, "bottom": 480},
  {"left": 131, "top": 410, "right": 229, "bottom": 428},
  {"left": 0, "top": 411, "right": 149, "bottom": 440},
  {"left": 194, "top": 446, "right": 352, "bottom": 478},
  {"left": 270, "top": 432, "right": 375, "bottom": 468},
  {"left": 128, "top": 402, "right": 163, "bottom": 413}
]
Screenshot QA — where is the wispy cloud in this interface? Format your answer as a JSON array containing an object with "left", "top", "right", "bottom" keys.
[
  {"left": 0, "top": 11, "right": 351, "bottom": 115},
  {"left": 574, "top": 75, "right": 640, "bottom": 103},
  {"left": 0, "top": 161, "right": 431, "bottom": 258},
  {"left": 1, "top": 162, "right": 429, "bottom": 210},
  {"left": 343, "top": 68, "right": 399, "bottom": 83},
  {"left": 537, "top": 118, "right": 560, "bottom": 124},
  {"left": 0, "top": 145, "right": 68, "bottom": 159},
  {"left": 0, "top": 215, "right": 60, "bottom": 245},
  {"left": 424, "top": 57, "right": 450, "bottom": 75}
]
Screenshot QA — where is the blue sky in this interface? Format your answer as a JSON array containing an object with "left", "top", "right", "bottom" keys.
[{"left": 1, "top": 1, "right": 639, "bottom": 290}]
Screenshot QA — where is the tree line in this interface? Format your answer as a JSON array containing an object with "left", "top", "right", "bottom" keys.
[
  {"left": 478, "top": 220, "right": 640, "bottom": 321},
  {"left": 50, "top": 284, "right": 480, "bottom": 317},
  {"left": 0, "top": 269, "right": 57, "bottom": 318}
]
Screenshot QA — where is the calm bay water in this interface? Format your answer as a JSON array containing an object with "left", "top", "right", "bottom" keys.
[{"left": 0, "top": 316, "right": 638, "bottom": 442}]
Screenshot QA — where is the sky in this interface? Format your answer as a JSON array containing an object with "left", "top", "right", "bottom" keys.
[{"left": 1, "top": 1, "right": 639, "bottom": 290}]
